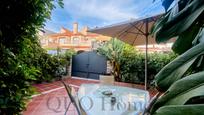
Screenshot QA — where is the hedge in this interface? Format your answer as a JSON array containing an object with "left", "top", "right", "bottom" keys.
[{"left": 120, "top": 52, "right": 177, "bottom": 84}]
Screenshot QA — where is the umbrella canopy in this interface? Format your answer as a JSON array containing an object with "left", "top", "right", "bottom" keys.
[
  {"left": 89, "top": 14, "right": 175, "bottom": 90},
  {"left": 90, "top": 14, "right": 175, "bottom": 45}
]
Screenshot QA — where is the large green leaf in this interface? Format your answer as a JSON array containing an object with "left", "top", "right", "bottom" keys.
[
  {"left": 151, "top": 11, "right": 171, "bottom": 34},
  {"left": 193, "top": 28, "right": 204, "bottom": 45},
  {"left": 151, "top": 71, "right": 204, "bottom": 113},
  {"left": 153, "top": 104, "right": 204, "bottom": 115},
  {"left": 166, "top": 84, "right": 204, "bottom": 105},
  {"left": 154, "top": 42, "right": 204, "bottom": 91},
  {"left": 154, "top": 0, "right": 204, "bottom": 43},
  {"left": 172, "top": 24, "right": 201, "bottom": 54}
]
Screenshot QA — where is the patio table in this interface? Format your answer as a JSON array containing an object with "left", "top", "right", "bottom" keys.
[{"left": 78, "top": 84, "right": 150, "bottom": 115}]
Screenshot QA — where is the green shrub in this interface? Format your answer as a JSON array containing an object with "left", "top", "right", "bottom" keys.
[
  {"left": 0, "top": 0, "right": 63, "bottom": 114},
  {"left": 58, "top": 49, "right": 76, "bottom": 65},
  {"left": 35, "top": 53, "right": 65, "bottom": 82},
  {"left": 97, "top": 38, "right": 177, "bottom": 83},
  {"left": 98, "top": 38, "right": 177, "bottom": 84},
  {"left": 58, "top": 49, "right": 77, "bottom": 75},
  {"left": 33, "top": 48, "right": 76, "bottom": 83},
  {"left": 120, "top": 52, "right": 177, "bottom": 84},
  {"left": 0, "top": 45, "right": 37, "bottom": 114}
]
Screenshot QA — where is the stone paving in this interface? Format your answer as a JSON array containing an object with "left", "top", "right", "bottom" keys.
[{"left": 23, "top": 77, "right": 157, "bottom": 115}]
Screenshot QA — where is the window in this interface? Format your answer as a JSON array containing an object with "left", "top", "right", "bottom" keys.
[
  {"left": 73, "top": 37, "right": 79, "bottom": 44},
  {"left": 91, "top": 40, "right": 99, "bottom": 49},
  {"left": 84, "top": 38, "right": 88, "bottom": 41},
  {"left": 59, "top": 37, "right": 66, "bottom": 44},
  {"left": 48, "top": 38, "right": 53, "bottom": 43},
  {"left": 91, "top": 38, "right": 96, "bottom": 41},
  {"left": 81, "top": 37, "right": 89, "bottom": 44},
  {"left": 67, "top": 37, "right": 71, "bottom": 44}
]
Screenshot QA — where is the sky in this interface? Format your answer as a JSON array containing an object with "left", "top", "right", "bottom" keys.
[{"left": 45, "top": 0, "right": 165, "bottom": 32}]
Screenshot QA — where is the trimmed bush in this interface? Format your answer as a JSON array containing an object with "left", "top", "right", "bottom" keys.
[{"left": 120, "top": 52, "right": 177, "bottom": 84}]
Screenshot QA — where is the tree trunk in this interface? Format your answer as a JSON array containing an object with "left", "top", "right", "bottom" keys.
[{"left": 111, "top": 61, "right": 121, "bottom": 81}]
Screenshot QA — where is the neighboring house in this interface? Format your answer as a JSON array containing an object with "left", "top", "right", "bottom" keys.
[
  {"left": 39, "top": 23, "right": 172, "bottom": 54},
  {"left": 136, "top": 43, "right": 173, "bottom": 53},
  {"left": 39, "top": 22, "right": 111, "bottom": 54},
  {"left": 38, "top": 29, "right": 56, "bottom": 46}
]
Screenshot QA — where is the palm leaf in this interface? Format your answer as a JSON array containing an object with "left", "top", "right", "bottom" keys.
[
  {"left": 172, "top": 24, "right": 201, "bottom": 54},
  {"left": 153, "top": 104, "right": 204, "bottom": 115},
  {"left": 151, "top": 71, "right": 204, "bottom": 113},
  {"left": 193, "top": 28, "right": 204, "bottom": 45},
  {"left": 153, "top": 0, "right": 204, "bottom": 43},
  {"left": 151, "top": 11, "right": 171, "bottom": 34},
  {"left": 165, "top": 84, "right": 204, "bottom": 105},
  {"left": 155, "top": 42, "right": 204, "bottom": 91}
]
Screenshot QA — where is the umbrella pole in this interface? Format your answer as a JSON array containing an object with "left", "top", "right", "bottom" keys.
[{"left": 145, "top": 19, "right": 149, "bottom": 90}]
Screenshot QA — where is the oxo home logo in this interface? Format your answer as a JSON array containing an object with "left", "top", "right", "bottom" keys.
[{"left": 46, "top": 96, "right": 145, "bottom": 113}]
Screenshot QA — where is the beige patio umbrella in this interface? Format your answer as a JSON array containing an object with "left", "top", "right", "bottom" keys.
[{"left": 89, "top": 14, "right": 175, "bottom": 90}]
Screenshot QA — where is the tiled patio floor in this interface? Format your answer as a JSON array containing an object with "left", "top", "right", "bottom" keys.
[{"left": 23, "top": 77, "right": 157, "bottom": 115}]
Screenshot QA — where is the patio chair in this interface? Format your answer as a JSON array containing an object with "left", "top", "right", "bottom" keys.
[
  {"left": 61, "top": 81, "right": 86, "bottom": 115},
  {"left": 99, "top": 75, "right": 114, "bottom": 85}
]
